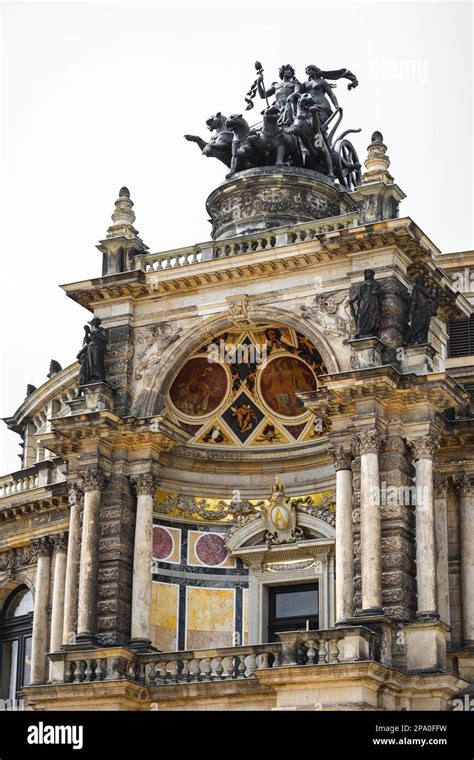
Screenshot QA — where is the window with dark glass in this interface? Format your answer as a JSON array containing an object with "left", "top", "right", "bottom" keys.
[
  {"left": 0, "top": 586, "right": 34, "bottom": 702},
  {"left": 267, "top": 583, "right": 319, "bottom": 642}
]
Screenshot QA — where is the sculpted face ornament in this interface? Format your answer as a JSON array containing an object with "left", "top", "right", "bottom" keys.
[
  {"left": 262, "top": 476, "right": 303, "bottom": 545},
  {"left": 185, "top": 59, "right": 362, "bottom": 191}
]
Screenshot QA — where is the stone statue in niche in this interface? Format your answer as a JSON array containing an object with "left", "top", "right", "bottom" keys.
[
  {"left": 134, "top": 322, "right": 182, "bottom": 381},
  {"left": 76, "top": 317, "right": 108, "bottom": 390},
  {"left": 404, "top": 275, "right": 438, "bottom": 346},
  {"left": 349, "top": 269, "right": 383, "bottom": 338}
]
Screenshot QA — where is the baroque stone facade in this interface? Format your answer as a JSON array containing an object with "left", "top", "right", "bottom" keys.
[{"left": 1, "top": 131, "right": 474, "bottom": 713}]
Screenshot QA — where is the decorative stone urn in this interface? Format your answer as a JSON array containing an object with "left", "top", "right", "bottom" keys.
[{"left": 206, "top": 166, "right": 356, "bottom": 240}]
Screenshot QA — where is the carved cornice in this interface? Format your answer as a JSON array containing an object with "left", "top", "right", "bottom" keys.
[
  {"left": 40, "top": 415, "right": 190, "bottom": 459},
  {"left": 131, "top": 473, "right": 158, "bottom": 497},
  {"left": 408, "top": 434, "right": 439, "bottom": 461},
  {"left": 352, "top": 430, "right": 385, "bottom": 456},
  {"left": 61, "top": 218, "right": 470, "bottom": 322},
  {"left": 328, "top": 445, "right": 352, "bottom": 471}
]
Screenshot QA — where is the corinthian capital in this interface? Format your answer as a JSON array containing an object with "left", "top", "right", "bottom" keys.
[
  {"left": 328, "top": 445, "right": 352, "bottom": 471},
  {"left": 131, "top": 473, "right": 158, "bottom": 496},
  {"left": 81, "top": 468, "right": 107, "bottom": 493},
  {"left": 352, "top": 429, "right": 385, "bottom": 456},
  {"left": 51, "top": 532, "right": 68, "bottom": 553},
  {"left": 408, "top": 435, "right": 439, "bottom": 461},
  {"left": 31, "top": 536, "right": 54, "bottom": 558},
  {"left": 67, "top": 481, "right": 84, "bottom": 506},
  {"left": 453, "top": 473, "right": 474, "bottom": 499},
  {"left": 433, "top": 473, "right": 449, "bottom": 498}
]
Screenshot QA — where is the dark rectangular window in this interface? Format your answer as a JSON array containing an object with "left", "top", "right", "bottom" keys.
[{"left": 268, "top": 583, "right": 319, "bottom": 642}]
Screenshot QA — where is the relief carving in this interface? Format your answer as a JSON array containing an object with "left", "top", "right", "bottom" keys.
[
  {"left": 301, "top": 292, "right": 353, "bottom": 338},
  {"left": 134, "top": 322, "right": 182, "bottom": 381}
]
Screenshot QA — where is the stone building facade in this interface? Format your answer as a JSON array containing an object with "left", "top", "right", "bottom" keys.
[{"left": 1, "top": 132, "right": 473, "bottom": 711}]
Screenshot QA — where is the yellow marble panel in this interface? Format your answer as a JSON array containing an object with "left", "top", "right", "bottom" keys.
[
  {"left": 242, "top": 589, "right": 249, "bottom": 646},
  {"left": 186, "top": 586, "right": 235, "bottom": 650},
  {"left": 150, "top": 581, "right": 179, "bottom": 652}
]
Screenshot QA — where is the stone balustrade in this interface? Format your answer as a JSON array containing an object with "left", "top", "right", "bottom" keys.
[
  {"left": 55, "top": 625, "right": 379, "bottom": 688},
  {"left": 139, "top": 213, "right": 357, "bottom": 273},
  {"left": 0, "top": 459, "right": 65, "bottom": 500}
]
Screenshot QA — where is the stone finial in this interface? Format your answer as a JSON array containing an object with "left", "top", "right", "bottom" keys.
[
  {"left": 26, "top": 384, "right": 37, "bottom": 397},
  {"left": 97, "top": 186, "right": 149, "bottom": 275},
  {"left": 362, "top": 131, "right": 394, "bottom": 184},
  {"left": 106, "top": 186, "right": 138, "bottom": 240}
]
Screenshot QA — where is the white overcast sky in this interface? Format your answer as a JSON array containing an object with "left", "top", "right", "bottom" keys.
[{"left": 1, "top": 0, "right": 473, "bottom": 473}]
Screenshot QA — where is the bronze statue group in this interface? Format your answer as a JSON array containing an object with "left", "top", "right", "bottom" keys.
[{"left": 185, "top": 61, "right": 362, "bottom": 190}]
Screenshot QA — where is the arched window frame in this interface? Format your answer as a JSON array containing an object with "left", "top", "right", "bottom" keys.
[{"left": 0, "top": 585, "right": 34, "bottom": 702}]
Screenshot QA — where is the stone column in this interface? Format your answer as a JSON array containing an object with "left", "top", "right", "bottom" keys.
[
  {"left": 77, "top": 469, "right": 106, "bottom": 643},
  {"left": 434, "top": 474, "right": 450, "bottom": 627},
  {"left": 130, "top": 473, "right": 156, "bottom": 649},
  {"left": 410, "top": 435, "right": 438, "bottom": 619},
  {"left": 49, "top": 533, "right": 68, "bottom": 679},
  {"left": 62, "top": 484, "right": 83, "bottom": 645},
  {"left": 329, "top": 445, "right": 353, "bottom": 623},
  {"left": 457, "top": 474, "right": 474, "bottom": 645},
  {"left": 354, "top": 430, "right": 385, "bottom": 614},
  {"left": 30, "top": 537, "right": 53, "bottom": 685}
]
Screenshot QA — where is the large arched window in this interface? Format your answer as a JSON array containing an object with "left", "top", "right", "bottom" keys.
[{"left": 0, "top": 586, "right": 34, "bottom": 701}]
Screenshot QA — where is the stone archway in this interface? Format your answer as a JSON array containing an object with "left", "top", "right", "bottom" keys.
[{"left": 133, "top": 305, "right": 340, "bottom": 419}]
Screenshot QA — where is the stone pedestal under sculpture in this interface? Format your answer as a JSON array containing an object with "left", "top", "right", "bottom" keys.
[{"left": 206, "top": 166, "right": 355, "bottom": 240}]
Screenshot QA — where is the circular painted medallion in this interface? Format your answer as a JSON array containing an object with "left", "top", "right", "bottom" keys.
[
  {"left": 258, "top": 356, "right": 317, "bottom": 418},
  {"left": 169, "top": 357, "right": 228, "bottom": 417},
  {"left": 153, "top": 527, "right": 173, "bottom": 561},
  {"left": 195, "top": 533, "right": 228, "bottom": 566}
]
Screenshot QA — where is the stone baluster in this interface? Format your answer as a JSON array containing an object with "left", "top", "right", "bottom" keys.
[
  {"left": 329, "top": 445, "right": 353, "bottom": 623},
  {"left": 130, "top": 473, "right": 157, "bottom": 649},
  {"left": 353, "top": 430, "right": 385, "bottom": 614},
  {"left": 409, "top": 435, "right": 439, "bottom": 619},
  {"left": 30, "top": 537, "right": 54, "bottom": 685},
  {"left": 63, "top": 483, "right": 83, "bottom": 645},
  {"left": 434, "top": 474, "right": 450, "bottom": 626},
  {"left": 456, "top": 474, "right": 474, "bottom": 645},
  {"left": 77, "top": 468, "right": 107, "bottom": 643},
  {"left": 49, "top": 533, "right": 68, "bottom": 676}
]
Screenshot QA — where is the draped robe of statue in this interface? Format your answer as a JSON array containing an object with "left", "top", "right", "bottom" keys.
[
  {"left": 404, "top": 278, "right": 437, "bottom": 346},
  {"left": 87, "top": 324, "right": 107, "bottom": 383},
  {"left": 352, "top": 275, "right": 383, "bottom": 338}
]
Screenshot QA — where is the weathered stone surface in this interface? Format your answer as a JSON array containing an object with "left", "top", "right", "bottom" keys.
[
  {"left": 96, "top": 474, "right": 135, "bottom": 646},
  {"left": 206, "top": 167, "right": 354, "bottom": 240}
]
